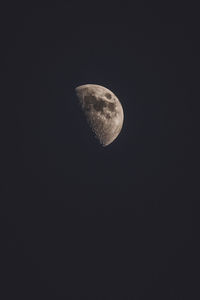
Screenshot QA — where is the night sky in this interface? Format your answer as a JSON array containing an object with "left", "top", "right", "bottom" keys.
[{"left": 1, "top": 1, "right": 195, "bottom": 299}]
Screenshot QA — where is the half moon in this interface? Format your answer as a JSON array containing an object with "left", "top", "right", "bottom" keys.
[{"left": 75, "top": 84, "right": 124, "bottom": 146}]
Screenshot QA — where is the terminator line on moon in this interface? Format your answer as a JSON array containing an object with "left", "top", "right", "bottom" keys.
[{"left": 75, "top": 84, "right": 124, "bottom": 146}]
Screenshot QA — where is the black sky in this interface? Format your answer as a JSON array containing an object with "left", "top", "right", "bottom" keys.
[{"left": 1, "top": 1, "right": 195, "bottom": 299}]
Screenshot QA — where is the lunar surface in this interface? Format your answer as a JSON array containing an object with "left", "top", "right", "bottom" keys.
[{"left": 75, "top": 84, "right": 124, "bottom": 146}]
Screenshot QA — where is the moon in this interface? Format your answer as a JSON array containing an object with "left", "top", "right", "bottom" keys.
[{"left": 75, "top": 84, "right": 124, "bottom": 146}]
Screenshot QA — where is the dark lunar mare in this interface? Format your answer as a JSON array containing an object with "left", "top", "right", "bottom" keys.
[{"left": 84, "top": 95, "right": 116, "bottom": 114}]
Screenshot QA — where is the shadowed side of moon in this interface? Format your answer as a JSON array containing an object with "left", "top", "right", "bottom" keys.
[{"left": 75, "top": 84, "right": 124, "bottom": 146}]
